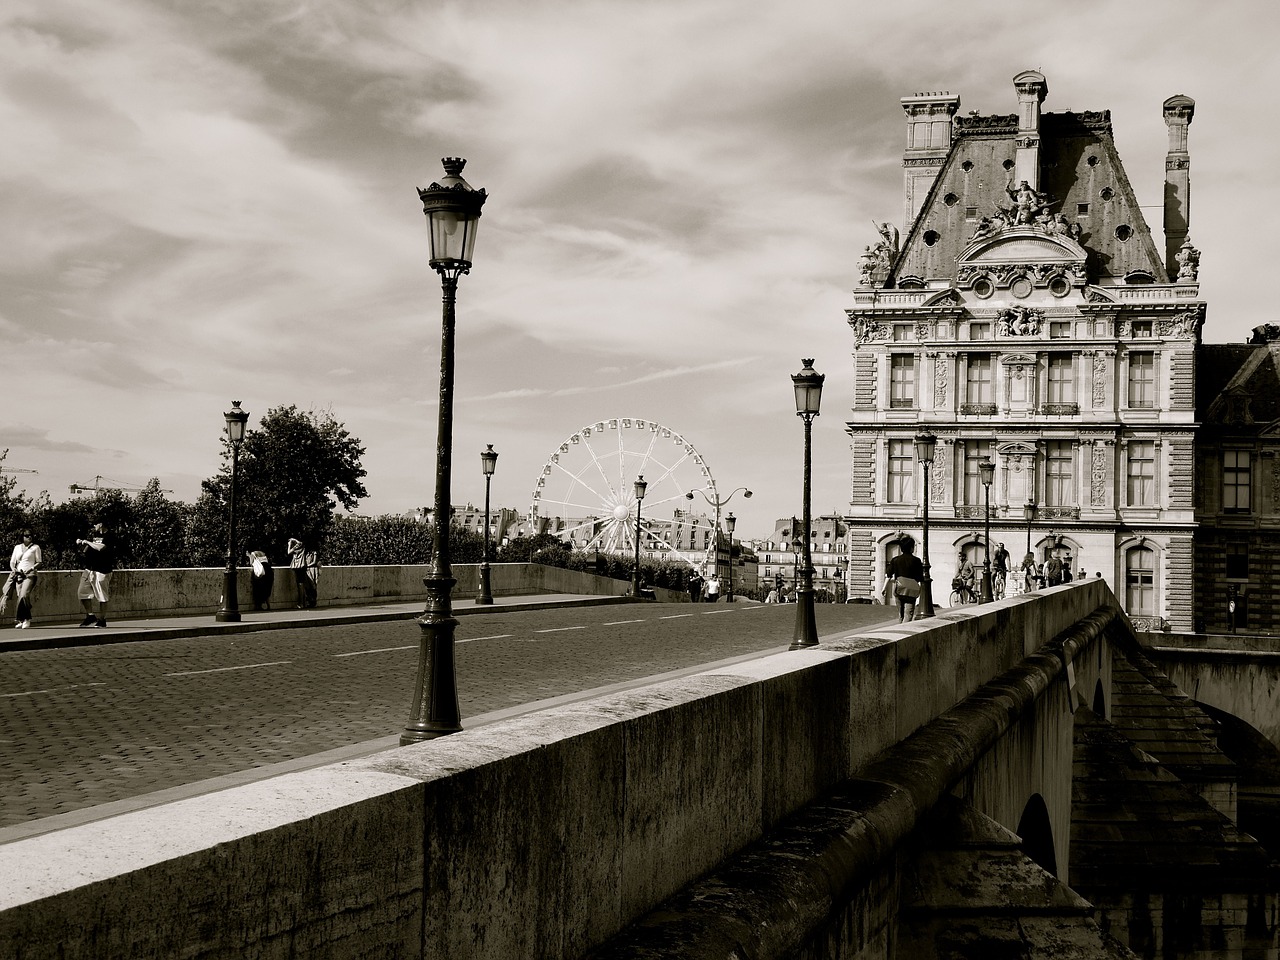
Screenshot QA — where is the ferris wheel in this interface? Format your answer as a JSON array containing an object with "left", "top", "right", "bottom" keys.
[{"left": 529, "top": 417, "right": 720, "bottom": 563}]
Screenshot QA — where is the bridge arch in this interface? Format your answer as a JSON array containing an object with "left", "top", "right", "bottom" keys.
[{"left": 1016, "top": 793, "right": 1058, "bottom": 876}]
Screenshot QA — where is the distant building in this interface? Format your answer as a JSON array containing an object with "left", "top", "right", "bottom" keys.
[
  {"left": 1194, "top": 325, "right": 1280, "bottom": 634},
  {"left": 754, "top": 516, "right": 848, "bottom": 601},
  {"left": 844, "top": 71, "right": 1202, "bottom": 629}
]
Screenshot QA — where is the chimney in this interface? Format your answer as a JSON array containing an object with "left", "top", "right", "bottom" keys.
[
  {"left": 1012, "top": 70, "right": 1048, "bottom": 190},
  {"left": 1163, "top": 94, "right": 1195, "bottom": 279},
  {"left": 900, "top": 91, "right": 960, "bottom": 228}
]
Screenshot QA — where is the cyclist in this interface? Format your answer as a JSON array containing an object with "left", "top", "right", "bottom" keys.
[
  {"left": 955, "top": 552, "right": 976, "bottom": 604},
  {"left": 992, "top": 542, "right": 1010, "bottom": 599}
]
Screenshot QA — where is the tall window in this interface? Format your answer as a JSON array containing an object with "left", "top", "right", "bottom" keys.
[
  {"left": 890, "top": 354, "right": 915, "bottom": 409},
  {"left": 966, "top": 354, "right": 994, "bottom": 404},
  {"left": 1125, "top": 546, "right": 1155, "bottom": 616},
  {"left": 963, "top": 440, "right": 993, "bottom": 505},
  {"left": 1223, "top": 450, "right": 1251, "bottom": 512},
  {"left": 887, "top": 439, "right": 914, "bottom": 503},
  {"left": 1127, "top": 440, "right": 1156, "bottom": 506},
  {"left": 1045, "top": 440, "right": 1075, "bottom": 506},
  {"left": 1128, "top": 351, "right": 1155, "bottom": 408},
  {"left": 1046, "top": 353, "right": 1075, "bottom": 403}
]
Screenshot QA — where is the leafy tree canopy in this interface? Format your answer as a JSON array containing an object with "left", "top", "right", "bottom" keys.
[{"left": 192, "top": 405, "right": 368, "bottom": 565}]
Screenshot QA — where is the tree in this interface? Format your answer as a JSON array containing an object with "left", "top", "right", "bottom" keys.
[{"left": 191, "top": 406, "right": 369, "bottom": 565}]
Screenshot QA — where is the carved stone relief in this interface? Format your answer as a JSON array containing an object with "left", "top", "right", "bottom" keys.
[
  {"left": 851, "top": 317, "right": 891, "bottom": 345},
  {"left": 1155, "top": 308, "right": 1203, "bottom": 340},
  {"left": 1091, "top": 443, "right": 1108, "bottom": 506},
  {"left": 1092, "top": 354, "right": 1108, "bottom": 406},
  {"left": 933, "top": 355, "right": 949, "bottom": 407}
]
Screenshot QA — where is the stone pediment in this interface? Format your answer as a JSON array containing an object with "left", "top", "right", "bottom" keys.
[
  {"left": 959, "top": 227, "right": 1087, "bottom": 267},
  {"left": 957, "top": 228, "right": 1088, "bottom": 294}
]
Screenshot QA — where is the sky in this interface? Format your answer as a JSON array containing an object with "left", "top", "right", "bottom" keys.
[{"left": 2, "top": 0, "right": 1277, "bottom": 541}]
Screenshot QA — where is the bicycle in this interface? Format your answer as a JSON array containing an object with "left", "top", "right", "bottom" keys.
[
  {"left": 948, "top": 578, "right": 978, "bottom": 605},
  {"left": 992, "top": 571, "right": 1007, "bottom": 600}
]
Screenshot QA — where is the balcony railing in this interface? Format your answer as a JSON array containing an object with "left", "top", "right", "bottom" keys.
[
  {"left": 959, "top": 402, "right": 997, "bottom": 416},
  {"left": 1041, "top": 402, "right": 1079, "bottom": 416}
]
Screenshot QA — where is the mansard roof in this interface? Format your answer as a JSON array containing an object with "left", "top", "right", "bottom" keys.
[
  {"left": 1198, "top": 341, "right": 1280, "bottom": 428},
  {"left": 890, "top": 110, "right": 1167, "bottom": 288}
]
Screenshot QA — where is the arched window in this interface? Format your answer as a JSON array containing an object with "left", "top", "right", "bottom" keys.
[{"left": 1125, "top": 546, "right": 1156, "bottom": 616}]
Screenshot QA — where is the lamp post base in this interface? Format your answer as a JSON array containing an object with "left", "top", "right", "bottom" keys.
[
  {"left": 476, "top": 563, "right": 494, "bottom": 605},
  {"left": 401, "top": 573, "right": 462, "bottom": 744},
  {"left": 790, "top": 589, "right": 819, "bottom": 649},
  {"left": 917, "top": 563, "right": 936, "bottom": 619},
  {"left": 215, "top": 567, "right": 241, "bottom": 622}
]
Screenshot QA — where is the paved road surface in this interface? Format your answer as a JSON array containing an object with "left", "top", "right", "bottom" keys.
[{"left": 0, "top": 601, "right": 898, "bottom": 837}]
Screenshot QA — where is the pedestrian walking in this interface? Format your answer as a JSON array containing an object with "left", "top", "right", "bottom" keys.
[
  {"left": 76, "top": 523, "right": 115, "bottom": 627},
  {"left": 287, "top": 537, "right": 319, "bottom": 609},
  {"left": 1045, "top": 554, "right": 1063, "bottom": 587},
  {"left": 687, "top": 571, "right": 703, "bottom": 604},
  {"left": 6, "top": 531, "right": 42, "bottom": 628},
  {"left": 886, "top": 537, "right": 924, "bottom": 623},
  {"left": 705, "top": 576, "right": 721, "bottom": 603},
  {"left": 247, "top": 548, "right": 274, "bottom": 610}
]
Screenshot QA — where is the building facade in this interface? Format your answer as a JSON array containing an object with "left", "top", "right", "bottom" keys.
[
  {"left": 845, "top": 71, "right": 1203, "bottom": 630},
  {"left": 1194, "top": 326, "right": 1280, "bottom": 634}
]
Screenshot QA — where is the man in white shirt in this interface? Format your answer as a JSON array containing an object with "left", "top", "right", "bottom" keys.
[{"left": 7, "top": 531, "right": 42, "bottom": 628}]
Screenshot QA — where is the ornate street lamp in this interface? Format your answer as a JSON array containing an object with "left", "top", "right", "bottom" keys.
[
  {"left": 632, "top": 475, "right": 648, "bottom": 597},
  {"left": 790, "top": 359, "right": 824, "bottom": 649},
  {"left": 724, "top": 512, "right": 737, "bottom": 602},
  {"left": 402, "top": 158, "right": 487, "bottom": 745},
  {"left": 476, "top": 444, "right": 498, "bottom": 605},
  {"left": 216, "top": 401, "right": 250, "bottom": 623},
  {"left": 914, "top": 432, "right": 937, "bottom": 618},
  {"left": 979, "top": 456, "right": 995, "bottom": 603}
]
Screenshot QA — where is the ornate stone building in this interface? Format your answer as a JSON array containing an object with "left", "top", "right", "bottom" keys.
[{"left": 844, "top": 71, "right": 1204, "bottom": 630}]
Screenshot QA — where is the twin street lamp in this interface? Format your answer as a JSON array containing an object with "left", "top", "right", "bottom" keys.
[
  {"left": 724, "top": 512, "right": 737, "bottom": 602},
  {"left": 216, "top": 401, "right": 249, "bottom": 623},
  {"left": 402, "top": 158, "right": 487, "bottom": 746}
]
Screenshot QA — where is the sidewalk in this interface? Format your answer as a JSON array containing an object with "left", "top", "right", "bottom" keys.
[{"left": 0, "top": 593, "right": 634, "bottom": 653}]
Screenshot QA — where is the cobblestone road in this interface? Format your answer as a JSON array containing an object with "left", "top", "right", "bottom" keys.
[{"left": 0, "top": 602, "right": 897, "bottom": 830}]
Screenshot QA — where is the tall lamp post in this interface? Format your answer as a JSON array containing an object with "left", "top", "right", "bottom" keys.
[
  {"left": 790, "top": 359, "right": 824, "bottom": 649},
  {"left": 914, "top": 432, "right": 937, "bottom": 618},
  {"left": 724, "top": 512, "right": 737, "bottom": 602},
  {"left": 979, "top": 456, "right": 995, "bottom": 603},
  {"left": 1023, "top": 500, "right": 1036, "bottom": 558},
  {"left": 632, "top": 475, "right": 647, "bottom": 597},
  {"left": 216, "top": 401, "right": 249, "bottom": 623},
  {"left": 476, "top": 444, "right": 498, "bottom": 605},
  {"left": 402, "top": 157, "right": 487, "bottom": 745}
]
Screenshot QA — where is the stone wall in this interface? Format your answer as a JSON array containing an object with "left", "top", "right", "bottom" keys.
[
  {"left": 9, "top": 562, "right": 647, "bottom": 625},
  {"left": 0, "top": 581, "right": 1113, "bottom": 959}
]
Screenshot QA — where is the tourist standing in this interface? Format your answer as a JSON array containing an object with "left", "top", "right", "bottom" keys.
[
  {"left": 7, "top": 531, "right": 41, "bottom": 628},
  {"left": 287, "top": 537, "right": 319, "bottom": 609},
  {"left": 76, "top": 523, "right": 115, "bottom": 628}
]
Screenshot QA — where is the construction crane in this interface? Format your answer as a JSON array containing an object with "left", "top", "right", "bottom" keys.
[
  {"left": 69, "top": 476, "right": 172, "bottom": 496},
  {"left": 0, "top": 467, "right": 37, "bottom": 474}
]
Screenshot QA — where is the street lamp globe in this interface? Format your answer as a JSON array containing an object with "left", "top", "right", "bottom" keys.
[
  {"left": 225, "top": 401, "right": 249, "bottom": 444},
  {"left": 792, "top": 359, "right": 825, "bottom": 418},
  {"left": 418, "top": 158, "right": 486, "bottom": 272}
]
